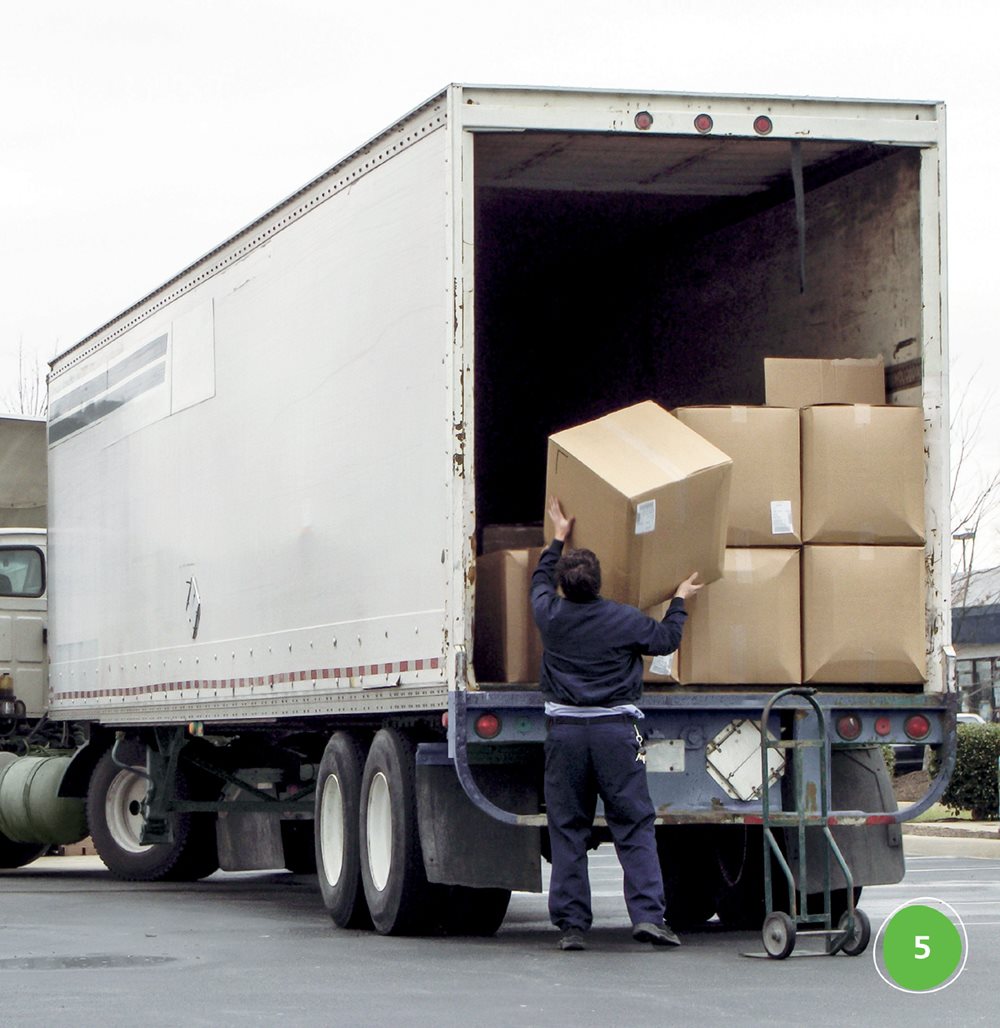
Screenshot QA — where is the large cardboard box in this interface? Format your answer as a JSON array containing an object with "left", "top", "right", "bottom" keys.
[
  {"left": 674, "top": 406, "right": 801, "bottom": 546},
  {"left": 474, "top": 547, "right": 543, "bottom": 683},
  {"left": 765, "top": 357, "right": 885, "bottom": 408},
  {"left": 801, "top": 405, "right": 925, "bottom": 544},
  {"left": 545, "top": 401, "right": 732, "bottom": 608},
  {"left": 802, "top": 546, "right": 926, "bottom": 684},
  {"left": 677, "top": 548, "right": 801, "bottom": 685}
]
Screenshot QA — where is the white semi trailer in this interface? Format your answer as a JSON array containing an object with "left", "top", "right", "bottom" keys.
[{"left": 1, "top": 85, "right": 957, "bottom": 937}]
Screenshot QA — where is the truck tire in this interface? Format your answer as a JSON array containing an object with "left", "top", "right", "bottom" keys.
[
  {"left": 438, "top": 885, "right": 511, "bottom": 936},
  {"left": 87, "top": 749, "right": 219, "bottom": 882},
  {"left": 315, "top": 732, "right": 371, "bottom": 928},
  {"left": 359, "top": 728, "right": 435, "bottom": 935},
  {"left": 0, "top": 830, "right": 47, "bottom": 869},
  {"left": 657, "top": 825, "right": 722, "bottom": 928}
]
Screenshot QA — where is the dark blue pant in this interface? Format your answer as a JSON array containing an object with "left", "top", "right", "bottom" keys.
[{"left": 544, "top": 718, "right": 665, "bottom": 931}]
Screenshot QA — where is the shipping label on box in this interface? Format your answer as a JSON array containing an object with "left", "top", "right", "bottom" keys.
[
  {"left": 474, "top": 547, "right": 544, "bottom": 683},
  {"left": 801, "top": 405, "right": 925, "bottom": 544},
  {"left": 677, "top": 548, "right": 801, "bottom": 686},
  {"left": 764, "top": 357, "right": 886, "bottom": 408},
  {"left": 802, "top": 545, "right": 926, "bottom": 684},
  {"left": 544, "top": 401, "right": 732, "bottom": 608},
  {"left": 675, "top": 405, "right": 801, "bottom": 546}
]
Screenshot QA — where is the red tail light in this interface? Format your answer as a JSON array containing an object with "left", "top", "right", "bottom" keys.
[
  {"left": 474, "top": 713, "right": 502, "bottom": 739},
  {"left": 753, "top": 114, "right": 773, "bottom": 135},
  {"left": 874, "top": 716, "right": 892, "bottom": 737},
  {"left": 694, "top": 113, "right": 714, "bottom": 133},
  {"left": 904, "top": 714, "right": 931, "bottom": 741},
  {"left": 836, "top": 714, "right": 863, "bottom": 741}
]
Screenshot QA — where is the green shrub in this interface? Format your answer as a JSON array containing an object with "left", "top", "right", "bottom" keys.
[
  {"left": 932, "top": 723, "right": 1000, "bottom": 820},
  {"left": 882, "top": 744, "right": 896, "bottom": 777}
]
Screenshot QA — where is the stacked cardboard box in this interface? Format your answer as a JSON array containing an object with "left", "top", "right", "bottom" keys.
[
  {"left": 474, "top": 363, "right": 926, "bottom": 687},
  {"left": 667, "top": 358, "right": 924, "bottom": 686},
  {"left": 800, "top": 405, "right": 924, "bottom": 545},
  {"left": 670, "top": 405, "right": 802, "bottom": 685},
  {"left": 764, "top": 356, "right": 886, "bottom": 408},
  {"left": 675, "top": 406, "right": 801, "bottom": 547},
  {"left": 768, "top": 357, "right": 926, "bottom": 686},
  {"left": 474, "top": 547, "right": 544, "bottom": 683},
  {"left": 674, "top": 548, "right": 801, "bottom": 685},
  {"left": 802, "top": 545, "right": 925, "bottom": 684}
]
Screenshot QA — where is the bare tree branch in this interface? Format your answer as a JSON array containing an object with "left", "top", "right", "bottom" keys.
[{"left": 1, "top": 340, "right": 48, "bottom": 417}]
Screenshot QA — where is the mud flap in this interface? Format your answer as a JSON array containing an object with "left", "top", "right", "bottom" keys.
[
  {"left": 416, "top": 759, "right": 541, "bottom": 892},
  {"left": 787, "top": 746, "right": 905, "bottom": 893}
]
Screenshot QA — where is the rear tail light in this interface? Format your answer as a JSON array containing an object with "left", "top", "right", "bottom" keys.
[
  {"left": 634, "top": 111, "right": 654, "bottom": 131},
  {"left": 474, "top": 713, "right": 502, "bottom": 739},
  {"left": 836, "top": 714, "right": 863, "bottom": 741},
  {"left": 874, "top": 716, "right": 892, "bottom": 737},
  {"left": 694, "top": 113, "right": 714, "bottom": 133},
  {"left": 904, "top": 714, "right": 931, "bottom": 741},
  {"left": 753, "top": 114, "right": 773, "bottom": 135}
]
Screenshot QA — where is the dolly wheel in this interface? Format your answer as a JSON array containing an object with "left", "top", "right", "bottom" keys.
[
  {"left": 762, "top": 911, "right": 796, "bottom": 959},
  {"left": 837, "top": 908, "right": 871, "bottom": 956}
]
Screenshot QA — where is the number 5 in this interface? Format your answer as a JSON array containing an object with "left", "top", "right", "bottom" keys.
[{"left": 915, "top": 935, "right": 931, "bottom": 959}]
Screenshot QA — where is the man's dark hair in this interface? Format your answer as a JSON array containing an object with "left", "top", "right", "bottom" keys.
[{"left": 556, "top": 548, "right": 602, "bottom": 602}]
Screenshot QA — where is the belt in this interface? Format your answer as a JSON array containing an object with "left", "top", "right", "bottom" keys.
[{"left": 546, "top": 713, "right": 636, "bottom": 727}]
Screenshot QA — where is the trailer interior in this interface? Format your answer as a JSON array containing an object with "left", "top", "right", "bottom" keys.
[{"left": 472, "top": 131, "right": 923, "bottom": 531}]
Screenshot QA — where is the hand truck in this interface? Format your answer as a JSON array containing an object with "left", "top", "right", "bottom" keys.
[{"left": 758, "top": 688, "right": 871, "bottom": 959}]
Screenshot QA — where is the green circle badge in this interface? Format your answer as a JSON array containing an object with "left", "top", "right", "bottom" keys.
[{"left": 876, "top": 899, "right": 967, "bottom": 992}]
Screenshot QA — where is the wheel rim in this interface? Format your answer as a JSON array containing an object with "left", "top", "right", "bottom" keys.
[
  {"left": 366, "top": 771, "right": 392, "bottom": 892},
  {"left": 104, "top": 767, "right": 152, "bottom": 854},
  {"left": 319, "top": 773, "right": 345, "bottom": 887},
  {"left": 763, "top": 912, "right": 794, "bottom": 958}
]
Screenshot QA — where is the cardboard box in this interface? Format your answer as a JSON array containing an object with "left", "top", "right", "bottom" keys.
[
  {"left": 545, "top": 401, "right": 732, "bottom": 608},
  {"left": 674, "top": 406, "right": 801, "bottom": 546},
  {"left": 802, "top": 546, "right": 926, "bottom": 684},
  {"left": 765, "top": 357, "right": 886, "bottom": 408},
  {"left": 801, "top": 405, "right": 925, "bottom": 544},
  {"left": 677, "top": 548, "right": 801, "bottom": 685},
  {"left": 474, "top": 547, "right": 544, "bottom": 683},
  {"left": 480, "top": 523, "right": 545, "bottom": 554}
]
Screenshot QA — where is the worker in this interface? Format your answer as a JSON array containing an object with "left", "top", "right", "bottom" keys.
[{"left": 531, "top": 496, "right": 702, "bottom": 951}]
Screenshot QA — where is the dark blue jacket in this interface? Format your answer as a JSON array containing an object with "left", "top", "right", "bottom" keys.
[{"left": 530, "top": 540, "right": 688, "bottom": 707}]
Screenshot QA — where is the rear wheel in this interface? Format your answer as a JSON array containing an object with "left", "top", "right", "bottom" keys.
[
  {"left": 359, "top": 728, "right": 436, "bottom": 935},
  {"left": 438, "top": 885, "right": 512, "bottom": 936},
  {"left": 315, "top": 732, "right": 371, "bottom": 929},
  {"left": 87, "top": 748, "right": 219, "bottom": 882},
  {"left": 657, "top": 825, "right": 722, "bottom": 928}
]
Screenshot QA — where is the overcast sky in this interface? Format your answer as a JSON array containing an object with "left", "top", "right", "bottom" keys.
[{"left": 4, "top": 0, "right": 998, "bottom": 562}]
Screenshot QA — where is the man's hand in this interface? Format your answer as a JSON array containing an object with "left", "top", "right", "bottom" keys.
[
  {"left": 673, "top": 572, "right": 703, "bottom": 602},
  {"left": 547, "top": 497, "right": 575, "bottom": 542}
]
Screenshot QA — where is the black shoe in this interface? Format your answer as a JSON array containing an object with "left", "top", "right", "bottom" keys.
[
  {"left": 558, "top": 928, "right": 587, "bottom": 951},
  {"left": 632, "top": 921, "right": 681, "bottom": 947}
]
